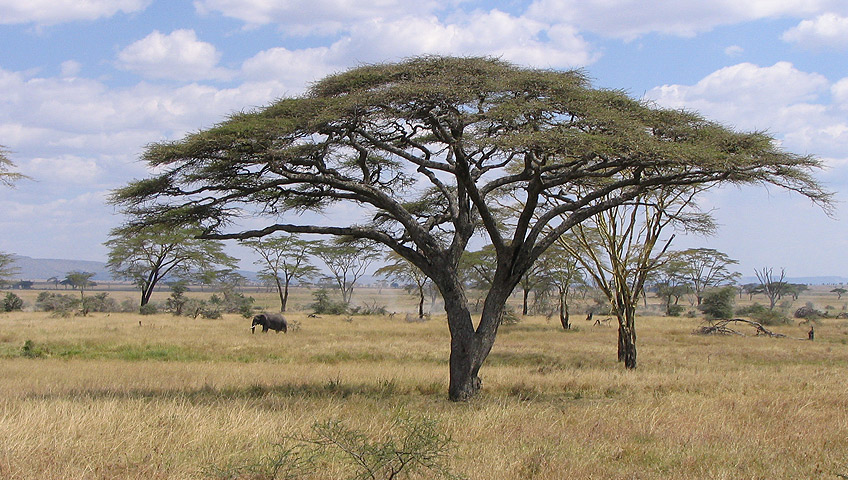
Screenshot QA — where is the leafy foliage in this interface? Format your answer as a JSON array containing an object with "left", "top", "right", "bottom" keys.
[
  {"left": 310, "top": 288, "right": 349, "bottom": 315},
  {"left": 698, "top": 286, "right": 736, "bottom": 319},
  {"left": 3, "top": 292, "right": 23, "bottom": 312}
]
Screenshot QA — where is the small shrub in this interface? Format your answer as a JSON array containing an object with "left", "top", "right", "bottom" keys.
[
  {"left": 666, "top": 304, "right": 685, "bottom": 317},
  {"left": 501, "top": 307, "right": 521, "bottom": 325},
  {"left": 139, "top": 303, "right": 158, "bottom": 315},
  {"left": 205, "top": 414, "right": 463, "bottom": 480},
  {"left": 699, "top": 286, "right": 736, "bottom": 319},
  {"left": 35, "top": 292, "right": 79, "bottom": 317},
  {"left": 83, "top": 292, "right": 117, "bottom": 313},
  {"left": 310, "top": 288, "right": 348, "bottom": 315},
  {"left": 21, "top": 340, "right": 45, "bottom": 358},
  {"left": 3, "top": 292, "right": 23, "bottom": 312},
  {"left": 736, "top": 303, "right": 789, "bottom": 325},
  {"left": 795, "top": 302, "right": 823, "bottom": 320}
]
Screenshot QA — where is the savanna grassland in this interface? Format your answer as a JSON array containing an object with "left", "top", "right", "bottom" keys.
[{"left": 1, "top": 286, "right": 848, "bottom": 479}]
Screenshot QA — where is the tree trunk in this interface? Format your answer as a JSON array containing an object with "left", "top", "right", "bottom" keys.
[
  {"left": 277, "top": 277, "right": 287, "bottom": 312},
  {"left": 559, "top": 296, "right": 570, "bottom": 330},
  {"left": 417, "top": 285, "right": 425, "bottom": 318},
  {"left": 522, "top": 288, "right": 529, "bottom": 316},
  {"left": 440, "top": 275, "right": 510, "bottom": 402},
  {"left": 616, "top": 308, "right": 637, "bottom": 369}
]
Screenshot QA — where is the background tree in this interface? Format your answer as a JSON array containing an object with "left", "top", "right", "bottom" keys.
[
  {"left": 112, "top": 56, "right": 830, "bottom": 401},
  {"left": 557, "top": 185, "right": 714, "bottom": 368},
  {"left": 678, "top": 248, "right": 740, "bottom": 306},
  {"left": 376, "top": 252, "right": 431, "bottom": 318},
  {"left": 63, "top": 271, "right": 96, "bottom": 304},
  {"left": 105, "top": 224, "right": 237, "bottom": 308},
  {"left": 831, "top": 287, "right": 846, "bottom": 300},
  {"left": 0, "top": 146, "right": 27, "bottom": 187},
  {"left": 0, "top": 252, "right": 19, "bottom": 288},
  {"left": 651, "top": 255, "right": 692, "bottom": 316},
  {"left": 240, "top": 234, "right": 318, "bottom": 312},
  {"left": 313, "top": 238, "right": 380, "bottom": 305},
  {"left": 537, "top": 244, "right": 584, "bottom": 329},
  {"left": 754, "top": 267, "right": 786, "bottom": 311}
]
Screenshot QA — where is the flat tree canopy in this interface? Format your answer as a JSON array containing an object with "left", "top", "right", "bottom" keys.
[{"left": 113, "top": 56, "right": 830, "bottom": 401}]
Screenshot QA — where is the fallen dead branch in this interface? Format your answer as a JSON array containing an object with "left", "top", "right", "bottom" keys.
[{"left": 694, "top": 318, "right": 806, "bottom": 340}]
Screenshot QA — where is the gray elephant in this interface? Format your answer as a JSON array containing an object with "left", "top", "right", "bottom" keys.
[{"left": 251, "top": 313, "right": 288, "bottom": 333}]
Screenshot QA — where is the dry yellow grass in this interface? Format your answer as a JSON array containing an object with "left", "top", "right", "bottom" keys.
[{"left": 1, "top": 287, "right": 847, "bottom": 479}]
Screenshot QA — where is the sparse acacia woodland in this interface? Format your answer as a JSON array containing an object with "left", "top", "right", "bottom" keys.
[
  {"left": 105, "top": 225, "right": 237, "bottom": 308},
  {"left": 112, "top": 56, "right": 830, "bottom": 401}
]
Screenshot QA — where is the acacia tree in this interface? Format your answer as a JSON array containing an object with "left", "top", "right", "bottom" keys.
[
  {"left": 240, "top": 234, "right": 318, "bottom": 312},
  {"left": 0, "top": 252, "right": 19, "bottom": 288},
  {"left": 0, "top": 147, "right": 26, "bottom": 287},
  {"left": 313, "top": 238, "right": 380, "bottom": 305},
  {"left": 105, "top": 224, "right": 237, "bottom": 307},
  {"left": 537, "top": 244, "right": 584, "bottom": 329},
  {"left": 63, "top": 271, "right": 96, "bottom": 303},
  {"left": 375, "top": 252, "right": 431, "bottom": 318},
  {"left": 557, "top": 185, "right": 715, "bottom": 368},
  {"left": 678, "top": 248, "right": 740, "bottom": 306},
  {"left": 111, "top": 56, "right": 830, "bottom": 401},
  {"left": 754, "top": 267, "right": 786, "bottom": 310},
  {"left": 651, "top": 255, "right": 692, "bottom": 315},
  {"left": 0, "top": 146, "right": 27, "bottom": 187}
]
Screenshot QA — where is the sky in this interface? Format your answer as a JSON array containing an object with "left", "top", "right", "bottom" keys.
[{"left": 1, "top": 0, "right": 848, "bottom": 278}]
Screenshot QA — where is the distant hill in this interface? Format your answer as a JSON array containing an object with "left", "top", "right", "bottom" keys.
[
  {"left": 738, "top": 276, "right": 848, "bottom": 286},
  {"left": 8, "top": 256, "right": 260, "bottom": 283},
  {"left": 10, "top": 256, "right": 113, "bottom": 282}
]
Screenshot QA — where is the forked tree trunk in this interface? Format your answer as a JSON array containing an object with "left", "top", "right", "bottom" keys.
[{"left": 441, "top": 276, "right": 510, "bottom": 401}]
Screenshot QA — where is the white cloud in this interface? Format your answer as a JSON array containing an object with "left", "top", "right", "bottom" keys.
[
  {"left": 117, "top": 29, "right": 233, "bottom": 81},
  {"left": 782, "top": 13, "right": 848, "bottom": 49},
  {"left": 0, "top": 0, "right": 151, "bottom": 25},
  {"left": 60, "top": 60, "right": 82, "bottom": 77},
  {"left": 22, "top": 155, "right": 103, "bottom": 184},
  {"left": 193, "top": 0, "right": 442, "bottom": 33},
  {"left": 724, "top": 45, "right": 744, "bottom": 57},
  {"left": 239, "top": 10, "right": 595, "bottom": 86},
  {"left": 527, "top": 0, "right": 848, "bottom": 39},
  {"left": 646, "top": 62, "right": 848, "bottom": 163}
]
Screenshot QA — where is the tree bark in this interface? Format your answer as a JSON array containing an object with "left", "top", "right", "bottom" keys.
[
  {"left": 616, "top": 309, "right": 637, "bottom": 369},
  {"left": 441, "top": 274, "right": 510, "bottom": 402},
  {"left": 559, "top": 293, "right": 570, "bottom": 330},
  {"left": 522, "top": 288, "right": 530, "bottom": 316}
]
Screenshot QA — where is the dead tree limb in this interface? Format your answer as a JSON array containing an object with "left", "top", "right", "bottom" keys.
[{"left": 695, "top": 318, "right": 805, "bottom": 340}]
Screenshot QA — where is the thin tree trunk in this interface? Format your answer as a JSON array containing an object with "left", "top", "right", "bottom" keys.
[
  {"left": 616, "top": 308, "right": 637, "bottom": 369},
  {"left": 522, "top": 288, "right": 529, "bottom": 316},
  {"left": 418, "top": 285, "right": 425, "bottom": 318},
  {"left": 559, "top": 294, "right": 570, "bottom": 330}
]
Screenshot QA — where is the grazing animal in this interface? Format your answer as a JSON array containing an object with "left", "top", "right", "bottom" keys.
[{"left": 251, "top": 313, "right": 288, "bottom": 334}]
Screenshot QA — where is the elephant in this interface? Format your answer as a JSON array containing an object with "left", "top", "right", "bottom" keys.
[{"left": 251, "top": 313, "right": 288, "bottom": 334}]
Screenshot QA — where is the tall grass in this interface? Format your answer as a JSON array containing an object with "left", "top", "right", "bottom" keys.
[{"left": 0, "top": 287, "right": 847, "bottom": 478}]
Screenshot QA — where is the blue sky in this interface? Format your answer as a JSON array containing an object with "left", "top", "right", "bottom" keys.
[{"left": 2, "top": 0, "right": 848, "bottom": 278}]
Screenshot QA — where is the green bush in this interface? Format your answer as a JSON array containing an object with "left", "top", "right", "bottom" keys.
[
  {"left": 3, "top": 292, "right": 23, "bottom": 312},
  {"left": 35, "top": 292, "right": 79, "bottom": 317},
  {"left": 310, "top": 288, "right": 348, "bottom": 315},
  {"left": 699, "top": 286, "right": 736, "bottom": 319},
  {"left": 82, "top": 292, "right": 117, "bottom": 313},
  {"left": 139, "top": 303, "right": 158, "bottom": 315},
  {"left": 666, "top": 304, "right": 685, "bottom": 317},
  {"left": 735, "top": 303, "right": 790, "bottom": 325}
]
